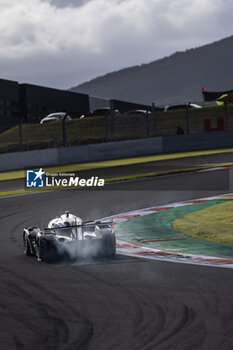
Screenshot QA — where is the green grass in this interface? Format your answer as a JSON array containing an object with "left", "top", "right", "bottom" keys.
[
  {"left": 0, "top": 117, "right": 107, "bottom": 153},
  {"left": 116, "top": 199, "right": 233, "bottom": 258},
  {"left": 172, "top": 200, "right": 233, "bottom": 244}
]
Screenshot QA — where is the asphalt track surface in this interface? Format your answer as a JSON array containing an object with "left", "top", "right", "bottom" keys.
[
  {"left": 1, "top": 171, "right": 233, "bottom": 350},
  {"left": 1, "top": 150, "right": 233, "bottom": 192}
]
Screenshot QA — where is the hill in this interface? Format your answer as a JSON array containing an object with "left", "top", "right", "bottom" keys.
[{"left": 70, "top": 35, "right": 233, "bottom": 106}]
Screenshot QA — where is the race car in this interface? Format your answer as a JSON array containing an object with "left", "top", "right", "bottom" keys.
[{"left": 23, "top": 211, "right": 116, "bottom": 262}]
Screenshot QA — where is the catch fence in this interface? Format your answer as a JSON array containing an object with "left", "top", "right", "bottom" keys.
[{"left": 0, "top": 104, "right": 232, "bottom": 154}]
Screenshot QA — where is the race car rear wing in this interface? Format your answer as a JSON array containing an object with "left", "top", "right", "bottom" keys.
[{"left": 43, "top": 221, "right": 113, "bottom": 231}]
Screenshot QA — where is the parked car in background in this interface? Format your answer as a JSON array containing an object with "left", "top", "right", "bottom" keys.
[
  {"left": 123, "top": 109, "right": 152, "bottom": 117},
  {"left": 81, "top": 107, "right": 120, "bottom": 118},
  {"left": 40, "top": 112, "right": 72, "bottom": 124},
  {"left": 164, "top": 103, "right": 202, "bottom": 111}
]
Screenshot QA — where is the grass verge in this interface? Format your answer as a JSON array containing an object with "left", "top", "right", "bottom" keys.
[{"left": 172, "top": 200, "right": 233, "bottom": 245}]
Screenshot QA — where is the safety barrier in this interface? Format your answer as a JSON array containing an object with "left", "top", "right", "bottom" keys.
[{"left": 1, "top": 129, "right": 233, "bottom": 172}]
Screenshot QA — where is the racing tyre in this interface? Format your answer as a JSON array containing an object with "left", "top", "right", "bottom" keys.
[
  {"left": 23, "top": 234, "right": 32, "bottom": 256},
  {"left": 102, "top": 234, "right": 116, "bottom": 257},
  {"left": 38, "top": 235, "right": 58, "bottom": 262}
]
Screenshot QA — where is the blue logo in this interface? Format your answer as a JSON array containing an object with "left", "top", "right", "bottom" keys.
[{"left": 26, "top": 169, "right": 45, "bottom": 188}]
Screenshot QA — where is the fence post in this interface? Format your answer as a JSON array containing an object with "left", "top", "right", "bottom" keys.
[
  {"left": 105, "top": 114, "right": 108, "bottom": 141},
  {"left": 186, "top": 103, "right": 190, "bottom": 134},
  {"left": 224, "top": 101, "right": 228, "bottom": 130},
  {"left": 110, "top": 99, "right": 115, "bottom": 135},
  {"left": 62, "top": 114, "right": 68, "bottom": 147},
  {"left": 152, "top": 103, "right": 156, "bottom": 135},
  {"left": 19, "top": 119, "right": 23, "bottom": 151},
  {"left": 146, "top": 111, "right": 150, "bottom": 138}
]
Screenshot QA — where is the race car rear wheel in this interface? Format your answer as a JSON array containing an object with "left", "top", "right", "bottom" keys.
[
  {"left": 38, "top": 235, "right": 58, "bottom": 262},
  {"left": 102, "top": 234, "right": 116, "bottom": 257},
  {"left": 23, "top": 235, "right": 32, "bottom": 256}
]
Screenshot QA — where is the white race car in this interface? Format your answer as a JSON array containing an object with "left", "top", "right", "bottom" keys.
[{"left": 23, "top": 211, "right": 116, "bottom": 262}]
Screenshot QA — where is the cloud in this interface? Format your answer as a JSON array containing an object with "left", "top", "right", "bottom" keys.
[
  {"left": 0, "top": 0, "right": 233, "bottom": 88},
  {"left": 47, "top": 0, "right": 91, "bottom": 8}
]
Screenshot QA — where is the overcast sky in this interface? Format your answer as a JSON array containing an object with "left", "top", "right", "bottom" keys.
[{"left": 1, "top": 0, "right": 233, "bottom": 89}]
